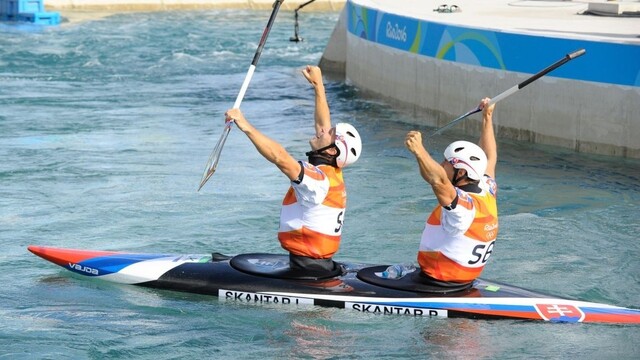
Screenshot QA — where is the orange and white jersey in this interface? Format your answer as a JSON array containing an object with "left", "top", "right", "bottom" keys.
[
  {"left": 278, "top": 162, "right": 346, "bottom": 259},
  {"left": 418, "top": 175, "right": 498, "bottom": 283}
]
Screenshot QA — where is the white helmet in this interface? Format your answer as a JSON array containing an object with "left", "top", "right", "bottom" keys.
[
  {"left": 334, "top": 123, "right": 362, "bottom": 168},
  {"left": 443, "top": 141, "right": 487, "bottom": 180}
]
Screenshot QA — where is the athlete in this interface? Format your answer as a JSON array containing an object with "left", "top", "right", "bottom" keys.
[
  {"left": 224, "top": 65, "right": 362, "bottom": 273},
  {"left": 405, "top": 98, "right": 498, "bottom": 286}
]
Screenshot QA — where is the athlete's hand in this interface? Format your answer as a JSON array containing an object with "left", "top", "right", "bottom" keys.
[
  {"left": 479, "top": 97, "right": 495, "bottom": 118},
  {"left": 302, "top": 65, "right": 323, "bottom": 88},
  {"left": 405, "top": 131, "right": 425, "bottom": 155},
  {"left": 225, "top": 108, "right": 250, "bottom": 133}
]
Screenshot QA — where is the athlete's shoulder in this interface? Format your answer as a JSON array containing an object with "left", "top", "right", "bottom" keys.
[
  {"left": 482, "top": 175, "right": 497, "bottom": 197},
  {"left": 299, "top": 161, "right": 327, "bottom": 181},
  {"left": 453, "top": 187, "right": 474, "bottom": 211}
]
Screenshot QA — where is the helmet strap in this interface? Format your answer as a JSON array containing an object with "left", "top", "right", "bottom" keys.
[
  {"left": 459, "top": 182, "right": 481, "bottom": 193},
  {"left": 305, "top": 143, "right": 337, "bottom": 156},
  {"left": 451, "top": 168, "right": 467, "bottom": 186},
  {"left": 307, "top": 153, "right": 337, "bottom": 167},
  {"left": 306, "top": 144, "right": 339, "bottom": 167},
  {"left": 452, "top": 168, "right": 482, "bottom": 191}
]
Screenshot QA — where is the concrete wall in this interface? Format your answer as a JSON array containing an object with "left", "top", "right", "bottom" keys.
[{"left": 322, "top": 1, "right": 640, "bottom": 159}]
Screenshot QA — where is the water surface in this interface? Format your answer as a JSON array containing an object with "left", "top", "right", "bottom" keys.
[{"left": 1, "top": 10, "right": 638, "bottom": 359}]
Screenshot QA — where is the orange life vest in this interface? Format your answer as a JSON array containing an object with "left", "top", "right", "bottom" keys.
[
  {"left": 278, "top": 163, "right": 346, "bottom": 259},
  {"left": 418, "top": 176, "right": 498, "bottom": 282}
]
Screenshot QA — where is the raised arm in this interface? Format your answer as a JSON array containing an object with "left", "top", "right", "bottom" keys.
[
  {"left": 405, "top": 131, "right": 457, "bottom": 207},
  {"left": 478, "top": 98, "right": 497, "bottom": 179},
  {"left": 302, "top": 65, "right": 331, "bottom": 136},
  {"left": 225, "top": 108, "right": 301, "bottom": 181}
]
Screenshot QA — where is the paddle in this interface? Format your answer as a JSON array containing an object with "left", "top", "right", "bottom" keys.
[
  {"left": 198, "top": 0, "right": 286, "bottom": 191},
  {"left": 428, "top": 48, "right": 586, "bottom": 138}
]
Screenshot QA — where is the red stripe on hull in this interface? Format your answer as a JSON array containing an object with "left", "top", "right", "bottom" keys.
[
  {"left": 583, "top": 312, "right": 640, "bottom": 324},
  {"left": 28, "top": 245, "right": 120, "bottom": 267}
]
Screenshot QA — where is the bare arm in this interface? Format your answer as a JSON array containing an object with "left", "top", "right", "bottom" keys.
[
  {"left": 478, "top": 98, "right": 497, "bottom": 179},
  {"left": 225, "top": 108, "right": 301, "bottom": 181},
  {"left": 302, "top": 65, "right": 331, "bottom": 136},
  {"left": 405, "top": 131, "right": 457, "bottom": 207}
]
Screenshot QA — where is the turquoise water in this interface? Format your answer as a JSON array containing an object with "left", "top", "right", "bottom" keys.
[{"left": 1, "top": 10, "right": 639, "bottom": 359}]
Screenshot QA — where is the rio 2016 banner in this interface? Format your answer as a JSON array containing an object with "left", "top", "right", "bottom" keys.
[{"left": 347, "top": 1, "right": 640, "bottom": 87}]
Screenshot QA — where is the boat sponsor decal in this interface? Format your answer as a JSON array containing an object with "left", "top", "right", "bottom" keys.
[
  {"left": 219, "top": 289, "right": 314, "bottom": 305},
  {"left": 346, "top": 302, "right": 447, "bottom": 317},
  {"left": 68, "top": 262, "right": 99, "bottom": 276},
  {"left": 534, "top": 303, "right": 585, "bottom": 323},
  {"left": 69, "top": 253, "right": 179, "bottom": 277}
]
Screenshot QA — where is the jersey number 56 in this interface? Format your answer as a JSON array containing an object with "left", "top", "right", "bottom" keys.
[{"left": 468, "top": 241, "right": 495, "bottom": 265}]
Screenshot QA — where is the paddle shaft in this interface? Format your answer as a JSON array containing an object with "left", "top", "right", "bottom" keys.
[
  {"left": 428, "top": 48, "right": 586, "bottom": 138},
  {"left": 198, "top": 0, "right": 285, "bottom": 191},
  {"left": 234, "top": 0, "right": 285, "bottom": 109}
]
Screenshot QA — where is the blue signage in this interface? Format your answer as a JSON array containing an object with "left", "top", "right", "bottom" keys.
[{"left": 347, "top": 1, "right": 640, "bottom": 87}]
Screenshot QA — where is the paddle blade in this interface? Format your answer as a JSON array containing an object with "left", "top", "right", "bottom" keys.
[
  {"left": 198, "top": 125, "right": 232, "bottom": 191},
  {"left": 428, "top": 108, "right": 481, "bottom": 138}
]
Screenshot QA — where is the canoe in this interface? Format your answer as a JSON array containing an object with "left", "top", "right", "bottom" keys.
[{"left": 27, "top": 245, "right": 640, "bottom": 324}]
